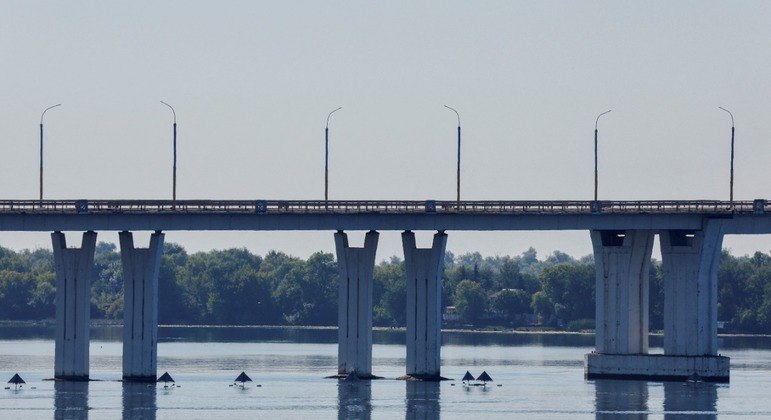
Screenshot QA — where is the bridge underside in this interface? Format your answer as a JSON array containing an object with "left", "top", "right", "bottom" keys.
[{"left": 1, "top": 212, "right": 770, "bottom": 235}]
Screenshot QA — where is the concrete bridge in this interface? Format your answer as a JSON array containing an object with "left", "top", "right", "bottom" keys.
[{"left": 4, "top": 198, "right": 771, "bottom": 382}]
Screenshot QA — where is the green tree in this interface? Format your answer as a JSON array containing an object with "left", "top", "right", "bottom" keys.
[
  {"left": 649, "top": 260, "right": 665, "bottom": 331},
  {"left": 0, "top": 270, "right": 36, "bottom": 319},
  {"left": 454, "top": 280, "right": 487, "bottom": 323},
  {"left": 178, "top": 248, "right": 266, "bottom": 324},
  {"left": 531, "top": 291, "right": 553, "bottom": 324},
  {"left": 373, "top": 257, "right": 406, "bottom": 326},
  {"left": 539, "top": 263, "right": 594, "bottom": 322},
  {"left": 273, "top": 262, "right": 307, "bottom": 324},
  {"left": 491, "top": 288, "right": 531, "bottom": 323},
  {"left": 91, "top": 242, "right": 122, "bottom": 319},
  {"left": 158, "top": 242, "right": 189, "bottom": 324},
  {"left": 302, "top": 252, "right": 338, "bottom": 324}
]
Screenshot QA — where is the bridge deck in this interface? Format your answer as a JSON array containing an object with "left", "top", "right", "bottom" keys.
[
  {"left": 0, "top": 200, "right": 768, "bottom": 233},
  {"left": 0, "top": 199, "right": 762, "bottom": 214}
]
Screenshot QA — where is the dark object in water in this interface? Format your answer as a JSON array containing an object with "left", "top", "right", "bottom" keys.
[
  {"left": 343, "top": 372, "right": 359, "bottom": 382},
  {"left": 157, "top": 372, "right": 175, "bottom": 386},
  {"left": 234, "top": 372, "right": 252, "bottom": 384},
  {"left": 686, "top": 372, "right": 703, "bottom": 383},
  {"left": 462, "top": 371, "right": 474, "bottom": 382},
  {"left": 234, "top": 371, "right": 253, "bottom": 387},
  {"left": 476, "top": 371, "right": 493, "bottom": 384},
  {"left": 8, "top": 373, "right": 25, "bottom": 390}
]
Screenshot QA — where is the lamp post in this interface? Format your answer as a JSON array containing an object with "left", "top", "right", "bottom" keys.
[
  {"left": 718, "top": 107, "right": 735, "bottom": 204},
  {"left": 325, "top": 107, "right": 341, "bottom": 202},
  {"left": 39, "top": 104, "right": 61, "bottom": 200},
  {"left": 160, "top": 101, "right": 177, "bottom": 202},
  {"left": 594, "top": 110, "right": 611, "bottom": 202},
  {"left": 444, "top": 105, "right": 461, "bottom": 207}
]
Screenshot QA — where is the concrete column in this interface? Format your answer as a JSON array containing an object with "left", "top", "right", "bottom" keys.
[
  {"left": 120, "top": 231, "right": 164, "bottom": 382},
  {"left": 53, "top": 231, "right": 97, "bottom": 380},
  {"left": 335, "top": 230, "right": 379, "bottom": 377},
  {"left": 402, "top": 230, "right": 447, "bottom": 379},
  {"left": 591, "top": 230, "right": 654, "bottom": 354},
  {"left": 660, "top": 221, "right": 723, "bottom": 356}
]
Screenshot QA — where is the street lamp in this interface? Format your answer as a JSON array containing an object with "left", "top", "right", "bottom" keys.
[
  {"left": 594, "top": 110, "right": 612, "bottom": 202},
  {"left": 40, "top": 104, "right": 61, "bottom": 200},
  {"left": 444, "top": 105, "right": 461, "bottom": 206},
  {"left": 160, "top": 101, "right": 177, "bottom": 202},
  {"left": 718, "top": 107, "right": 735, "bottom": 204},
  {"left": 325, "top": 107, "right": 341, "bottom": 202}
]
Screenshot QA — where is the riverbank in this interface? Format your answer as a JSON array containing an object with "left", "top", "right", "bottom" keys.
[{"left": 2, "top": 319, "right": 770, "bottom": 338}]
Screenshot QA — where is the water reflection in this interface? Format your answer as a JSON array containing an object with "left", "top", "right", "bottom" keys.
[
  {"left": 4, "top": 324, "right": 771, "bottom": 350},
  {"left": 337, "top": 381, "right": 371, "bottom": 420},
  {"left": 405, "top": 382, "right": 440, "bottom": 420},
  {"left": 593, "top": 379, "right": 720, "bottom": 419},
  {"left": 54, "top": 381, "right": 89, "bottom": 420},
  {"left": 122, "top": 382, "right": 157, "bottom": 420},
  {"left": 663, "top": 381, "right": 718, "bottom": 420},
  {"left": 594, "top": 379, "right": 648, "bottom": 419}
]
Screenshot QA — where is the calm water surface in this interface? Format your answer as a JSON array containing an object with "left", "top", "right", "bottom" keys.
[{"left": 1, "top": 326, "right": 771, "bottom": 419}]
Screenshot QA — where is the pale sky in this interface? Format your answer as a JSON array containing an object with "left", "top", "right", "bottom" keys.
[{"left": 1, "top": 1, "right": 771, "bottom": 261}]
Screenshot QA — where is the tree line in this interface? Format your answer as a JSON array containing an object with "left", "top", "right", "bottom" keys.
[{"left": 1, "top": 242, "right": 771, "bottom": 333}]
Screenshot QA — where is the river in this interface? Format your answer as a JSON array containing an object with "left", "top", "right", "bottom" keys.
[{"left": 1, "top": 326, "right": 771, "bottom": 418}]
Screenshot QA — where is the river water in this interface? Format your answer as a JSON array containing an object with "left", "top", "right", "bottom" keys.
[{"left": 1, "top": 326, "right": 771, "bottom": 419}]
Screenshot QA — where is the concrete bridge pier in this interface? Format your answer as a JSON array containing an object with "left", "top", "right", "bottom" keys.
[
  {"left": 659, "top": 223, "right": 729, "bottom": 381},
  {"left": 402, "top": 230, "right": 447, "bottom": 380},
  {"left": 584, "top": 229, "right": 654, "bottom": 380},
  {"left": 586, "top": 223, "right": 730, "bottom": 382},
  {"left": 335, "top": 230, "right": 379, "bottom": 378},
  {"left": 53, "top": 231, "right": 97, "bottom": 381},
  {"left": 591, "top": 230, "right": 655, "bottom": 354},
  {"left": 120, "top": 231, "right": 165, "bottom": 382}
]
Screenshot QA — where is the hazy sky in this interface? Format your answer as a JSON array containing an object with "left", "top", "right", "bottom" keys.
[{"left": 1, "top": 1, "right": 771, "bottom": 261}]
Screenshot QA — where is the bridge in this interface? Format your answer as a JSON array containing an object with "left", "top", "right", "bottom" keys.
[
  {"left": 2, "top": 199, "right": 770, "bottom": 232},
  {"left": 4, "top": 198, "right": 770, "bottom": 382}
]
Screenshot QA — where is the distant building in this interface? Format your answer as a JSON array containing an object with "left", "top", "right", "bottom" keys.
[{"left": 443, "top": 306, "right": 461, "bottom": 323}]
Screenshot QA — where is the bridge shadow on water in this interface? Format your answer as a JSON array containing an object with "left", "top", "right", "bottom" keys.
[
  {"left": 122, "top": 382, "right": 157, "bottom": 420},
  {"left": 405, "top": 382, "right": 440, "bottom": 420},
  {"left": 594, "top": 379, "right": 718, "bottom": 419},
  {"left": 54, "top": 381, "right": 89, "bottom": 419},
  {"left": 337, "top": 381, "right": 371, "bottom": 419},
  {"left": 54, "top": 381, "right": 158, "bottom": 420},
  {"left": 336, "top": 381, "right": 440, "bottom": 419}
]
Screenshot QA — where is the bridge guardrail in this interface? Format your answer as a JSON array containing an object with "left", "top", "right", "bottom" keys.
[{"left": 0, "top": 199, "right": 763, "bottom": 215}]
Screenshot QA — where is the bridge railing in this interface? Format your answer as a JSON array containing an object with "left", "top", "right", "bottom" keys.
[{"left": 0, "top": 199, "right": 764, "bottom": 215}]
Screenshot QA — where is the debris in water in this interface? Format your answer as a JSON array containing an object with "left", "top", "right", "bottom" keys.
[{"left": 7, "top": 374, "right": 25, "bottom": 390}]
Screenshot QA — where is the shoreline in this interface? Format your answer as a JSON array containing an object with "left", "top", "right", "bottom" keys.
[{"left": 2, "top": 319, "right": 770, "bottom": 338}]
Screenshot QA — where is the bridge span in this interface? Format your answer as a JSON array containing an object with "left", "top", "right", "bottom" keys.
[
  {"left": 1, "top": 199, "right": 771, "bottom": 233},
  {"left": 3, "top": 198, "right": 770, "bottom": 383}
]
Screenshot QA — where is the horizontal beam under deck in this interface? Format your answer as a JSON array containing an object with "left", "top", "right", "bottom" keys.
[{"left": 0, "top": 213, "right": 736, "bottom": 232}]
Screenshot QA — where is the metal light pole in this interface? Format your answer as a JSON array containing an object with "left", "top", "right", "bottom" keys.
[
  {"left": 39, "top": 104, "right": 61, "bottom": 200},
  {"left": 594, "top": 110, "right": 611, "bottom": 202},
  {"left": 444, "top": 105, "right": 461, "bottom": 206},
  {"left": 325, "top": 107, "right": 341, "bottom": 202},
  {"left": 719, "top": 107, "right": 735, "bottom": 204},
  {"left": 160, "top": 101, "right": 177, "bottom": 202}
]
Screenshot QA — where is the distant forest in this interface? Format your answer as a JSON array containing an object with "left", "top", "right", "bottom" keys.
[{"left": 1, "top": 242, "right": 771, "bottom": 334}]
